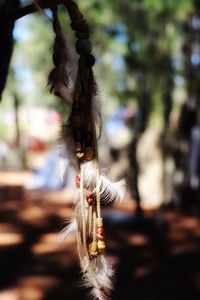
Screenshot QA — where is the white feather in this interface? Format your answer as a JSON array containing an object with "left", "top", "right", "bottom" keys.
[
  {"left": 82, "top": 255, "right": 114, "bottom": 300},
  {"left": 59, "top": 218, "right": 77, "bottom": 243},
  {"left": 98, "top": 176, "right": 126, "bottom": 204},
  {"left": 56, "top": 143, "right": 69, "bottom": 181},
  {"left": 81, "top": 161, "right": 126, "bottom": 204},
  {"left": 58, "top": 162, "right": 120, "bottom": 300}
]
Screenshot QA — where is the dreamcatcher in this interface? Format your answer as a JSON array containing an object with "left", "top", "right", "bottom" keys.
[{"left": 47, "top": 1, "right": 126, "bottom": 299}]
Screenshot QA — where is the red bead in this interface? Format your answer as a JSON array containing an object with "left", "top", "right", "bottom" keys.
[
  {"left": 86, "top": 193, "right": 94, "bottom": 205},
  {"left": 97, "top": 227, "right": 105, "bottom": 236},
  {"left": 76, "top": 175, "right": 81, "bottom": 188}
]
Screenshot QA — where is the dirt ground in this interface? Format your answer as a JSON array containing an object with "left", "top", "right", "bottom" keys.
[{"left": 0, "top": 173, "right": 200, "bottom": 300}]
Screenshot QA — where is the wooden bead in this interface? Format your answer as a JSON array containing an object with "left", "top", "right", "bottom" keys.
[
  {"left": 76, "top": 39, "right": 92, "bottom": 55},
  {"left": 76, "top": 174, "right": 81, "bottom": 188},
  {"left": 85, "top": 54, "right": 95, "bottom": 68},
  {"left": 76, "top": 151, "right": 84, "bottom": 158},
  {"left": 89, "top": 242, "right": 98, "bottom": 258},
  {"left": 97, "top": 227, "right": 105, "bottom": 236},
  {"left": 72, "top": 115, "right": 82, "bottom": 127},
  {"left": 97, "top": 240, "right": 106, "bottom": 253},
  {"left": 83, "top": 147, "right": 94, "bottom": 161},
  {"left": 86, "top": 193, "right": 94, "bottom": 205},
  {"left": 90, "top": 241, "right": 97, "bottom": 252},
  {"left": 75, "top": 31, "right": 90, "bottom": 39},
  {"left": 96, "top": 218, "right": 103, "bottom": 227},
  {"left": 76, "top": 142, "right": 84, "bottom": 158},
  {"left": 70, "top": 19, "right": 89, "bottom": 33}
]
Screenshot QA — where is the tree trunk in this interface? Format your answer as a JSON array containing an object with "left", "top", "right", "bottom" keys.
[{"left": 0, "top": 0, "right": 20, "bottom": 100}]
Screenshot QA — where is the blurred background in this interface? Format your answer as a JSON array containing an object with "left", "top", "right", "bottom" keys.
[{"left": 0, "top": 0, "right": 200, "bottom": 299}]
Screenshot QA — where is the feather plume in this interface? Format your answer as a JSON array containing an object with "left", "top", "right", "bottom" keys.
[
  {"left": 59, "top": 218, "right": 76, "bottom": 243},
  {"left": 82, "top": 255, "right": 114, "bottom": 300},
  {"left": 97, "top": 176, "right": 126, "bottom": 204},
  {"left": 60, "top": 161, "right": 124, "bottom": 299},
  {"left": 81, "top": 161, "right": 126, "bottom": 204},
  {"left": 47, "top": 4, "right": 126, "bottom": 300}
]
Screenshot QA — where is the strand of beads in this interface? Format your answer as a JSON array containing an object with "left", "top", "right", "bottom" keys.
[
  {"left": 96, "top": 217, "right": 106, "bottom": 254},
  {"left": 65, "top": 0, "right": 96, "bottom": 162}
]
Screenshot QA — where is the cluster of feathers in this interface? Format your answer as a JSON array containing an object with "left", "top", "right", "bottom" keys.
[
  {"left": 61, "top": 161, "right": 126, "bottom": 300},
  {"left": 48, "top": 16, "right": 126, "bottom": 300}
]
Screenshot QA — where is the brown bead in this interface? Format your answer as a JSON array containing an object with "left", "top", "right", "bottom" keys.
[
  {"left": 83, "top": 147, "right": 94, "bottom": 161},
  {"left": 72, "top": 115, "right": 82, "bottom": 128},
  {"left": 75, "top": 31, "right": 90, "bottom": 39},
  {"left": 76, "top": 39, "right": 92, "bottom": 55}
]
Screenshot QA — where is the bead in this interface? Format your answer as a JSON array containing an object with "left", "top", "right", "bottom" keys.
[
  {"left": 89, "top": 242, "right": 98, "bottom": 258},
  {"left": 75, "top": 31, "right": 90, "bottom": 39},
  {"left": 76, "top": 142, "right": 84, "bottom": 158},
  {"left": 83, "top": 147, "right": 94, "bottom": 161},
  {"left": 86, "top": 193, "right": 94, "bottom": 205},
  {"left": 97, "top": 240, "right": 106, "bottom": 253},
  {"left": 89, "top": 241, "right": 97, "bottom": 252},
  {"left": 76, "top": 151, "right": 84, "bottom": 158},
  {"left": 96, "top": 218, "right": 103, "bottom": 227},
  {"left": 76, "top": 39, "right": 92, "bottom": 55},
  {"left": 72, "top": 115, "right": 82, "bottom": 128},
  {"left": 76, "top": 174, "right": 81, "bottom": 188},
  {"left": 97, "top": 227, "right": 105, "bottom": 236},
  {"left": 70, "top": 19, "right": 89, "bottom": 33},
  {"left": 85, "top": 54, "right": 96, "bottom": 68}
]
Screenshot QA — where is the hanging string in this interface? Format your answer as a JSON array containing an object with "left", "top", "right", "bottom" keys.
[{"left": 48, "top": 6, "right": 69, "bottom": 95}]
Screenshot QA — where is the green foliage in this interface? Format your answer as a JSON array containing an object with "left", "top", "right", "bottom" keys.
[{"left": 1, "top": 0, "right": 196, "bottom": 129}]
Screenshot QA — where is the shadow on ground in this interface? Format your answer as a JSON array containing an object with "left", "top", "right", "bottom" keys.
[{"left": 0, "top": 183, "right": 200, "bottom": 300}]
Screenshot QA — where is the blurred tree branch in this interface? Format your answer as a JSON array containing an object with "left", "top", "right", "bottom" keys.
[
  {"left": 1, "top": 0, "right": 70, "bottom": 22},
  {"left": 0, "top": 0, "right": 70, "bottom": 100},
  {"left": 0, "top": 0, "right": 20, "bottom": 100}
]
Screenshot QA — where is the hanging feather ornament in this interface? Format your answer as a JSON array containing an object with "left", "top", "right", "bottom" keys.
[{"left": 48, "top": 2, "right": 125, "bottom": 299}]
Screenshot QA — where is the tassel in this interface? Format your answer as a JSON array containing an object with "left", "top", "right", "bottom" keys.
[{"left": 48, "top": 2, "right": 126, "bottom": 299}]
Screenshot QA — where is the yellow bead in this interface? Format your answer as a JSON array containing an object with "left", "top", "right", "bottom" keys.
[
  {"left": 89, "top": 241, "right": 97, "bottom": 252},
  {"left": 96, "top": 218, "right": 103, "bottom": 227},
  {"left": 97, "top": 240, "right": 106, "bottom": 253},
  {"left": 89, "top": 242, "right": 98, "bottom": 258}
]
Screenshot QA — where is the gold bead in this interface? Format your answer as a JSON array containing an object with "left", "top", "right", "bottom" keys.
[
  {"left": 90, "top": 241, "right": 97, "bottom": 252},
  {"left": 97, "top": 240, "right": 106, "bottom": 253},
  {"left": 96, "top": 218, "right": 103, "bottom": 227},
  {"left": 89, "top": 242, "right": 98, "bottom": 258}
]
